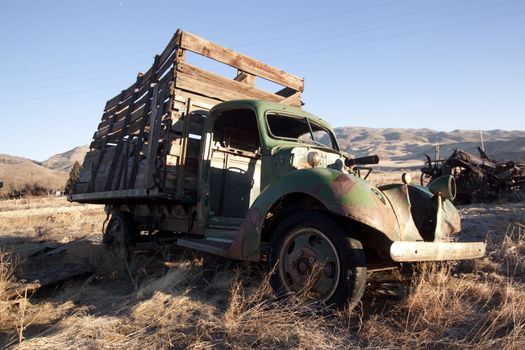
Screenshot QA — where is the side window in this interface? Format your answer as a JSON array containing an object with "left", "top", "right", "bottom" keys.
[
  {"left": 209, "top": 108, "right": 262, "bottom": 219},
  {"left": 213, "top": 109, "right": 260, "bottom": 153}
]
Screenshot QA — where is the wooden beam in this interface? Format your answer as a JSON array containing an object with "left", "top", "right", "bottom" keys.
[
  {"left": 128, "top": 55, "right": 162, "bottom": 189},
  {"left": 178, "top": 30, "right": 304, "bottom": 92},
  {"left": 234, "top": 70, "right": 255, "bottom": 86},
  {"left": 174, "top": 62, "right": 292, "bottom": 104},
  {"left": 144, "top": 85, "right": 163, "bottom": 189},
  {"left": 175, "top": 98, "right": 193, "bottom": 198},
  {"left": 275, "top": 86, "right": 297, "bottom": 98},
  {"left": 278, "top": 91, "right": 302, "bottom": 106}
]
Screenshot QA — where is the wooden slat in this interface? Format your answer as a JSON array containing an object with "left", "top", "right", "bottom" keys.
[
  {"left": 173, "top": 89, "right": 219, "bottom": 111},
  {"left": 88, "top": 88, "right": 127, "bottom": 188},
  {"left": 234, "top": 70, "right": 255, "bottom": 86},
  {"left": 127, "top": 116, "right": 149, "bottom": 135},
  {"left": 178, "top": 31, "right": 304, "bottom": 92},
  {"left": 104, "top": 73, "right": 145, "bottom": 191},
  {"left": 175, "top": 98, "right": 193, "bottom": 197},
  {"left": 279, "top": 91, "right": 302, "bottom": 106},
  {"left": 78, "top": 150, "right": 101, "bottom": 182},
  {"left": 276, "top": 87, "right": 297, "bottom": 98},
  {"left": 105, "top": 93, "right": 121, "bottom": 111},
  {"left": 158, "top": 32, "right": 179, "bottom": 68},
  {"left": 144, "top": 85, "right": 162, "bottom": 188},
  {"left": 175, "top": 62, "right": 287, "bottom": 104}
]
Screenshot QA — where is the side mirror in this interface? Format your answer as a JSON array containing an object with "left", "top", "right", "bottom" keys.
[{"left": 428, "top": 175, "right": 456, "bottom": 201}]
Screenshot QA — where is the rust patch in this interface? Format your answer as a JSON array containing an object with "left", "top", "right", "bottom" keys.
[
  {"left": 341, "top": 202, "right": 400, "bottom": 241},
  {"left": 330, "top": 174, "right": 358, "bottom": 199},
  {"left": 226, "top": 207, "right": 263, "bottom": 261}
]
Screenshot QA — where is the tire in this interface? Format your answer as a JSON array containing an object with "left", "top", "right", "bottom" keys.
[
  {"left": 268, "top": 211, "right": 367, "bottom": 308},
  {"left": 103, "top": 211, "right": 137, "bottom": 259}
]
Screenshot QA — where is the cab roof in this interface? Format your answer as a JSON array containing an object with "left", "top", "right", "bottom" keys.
[{"left": 209, "top": 99, "right": 334, "bottom": 132}]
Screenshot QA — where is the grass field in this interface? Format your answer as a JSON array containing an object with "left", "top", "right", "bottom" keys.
[{"left": 1, "top": 196, "right": 524, "bottom": 349}]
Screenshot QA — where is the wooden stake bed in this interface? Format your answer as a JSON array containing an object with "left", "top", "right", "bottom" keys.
[{"left": 71, "top": 29, "right": 304, "bottom": 204}]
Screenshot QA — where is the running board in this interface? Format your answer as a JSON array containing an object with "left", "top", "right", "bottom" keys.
[{"left": 176, "top": 238, "right": 232, "bottom": 257}]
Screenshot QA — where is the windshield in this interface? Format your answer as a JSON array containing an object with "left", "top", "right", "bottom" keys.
[{"left": 266, "top": 113, "right": 337, "bottom": 150}]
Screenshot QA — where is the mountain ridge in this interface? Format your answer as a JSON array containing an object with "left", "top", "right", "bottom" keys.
[{"left": 1, "top": 127, "right": 524, "bottom": 197}]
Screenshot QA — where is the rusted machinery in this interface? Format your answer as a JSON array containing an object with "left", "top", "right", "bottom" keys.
[{"left": 421, "top": 147, "right": 525, "bottom": 204}]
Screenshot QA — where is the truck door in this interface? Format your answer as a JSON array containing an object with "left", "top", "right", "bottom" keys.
[{"left": 206, "top": 108, "right": 262, "bottom": 228}]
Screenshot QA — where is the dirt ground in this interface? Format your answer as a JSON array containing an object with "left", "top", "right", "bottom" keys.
[{"left": 1, "top": 196, "right": 524, "bottom": 349}]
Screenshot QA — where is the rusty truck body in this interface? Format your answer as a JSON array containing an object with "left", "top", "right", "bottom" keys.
[
  {"left": 421, "top": 147, "right": 525, "bottom": 204},
  {"left": 70, "top": 29, "right": 485, "bottom": 307}
]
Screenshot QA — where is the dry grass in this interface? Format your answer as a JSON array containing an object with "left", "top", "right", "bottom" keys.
[
  {"left": 0, "top": 198, "right": 524, "bottom": 349},
  {"left": 0, "top": 155, "right": 68, "bottom": 199},
  {"left": 0, "top": 197, "right": 105, "bottom": 242},
  {"left": 366, "top": 170, "right": 420, "bottom": 188}
]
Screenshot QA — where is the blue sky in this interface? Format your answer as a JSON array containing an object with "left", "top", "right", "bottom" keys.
[{"left": 1, "top": 0, "right": 524, "bottom": 161}]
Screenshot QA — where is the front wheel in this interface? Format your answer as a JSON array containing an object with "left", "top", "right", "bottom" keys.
[{"left": 268, "top": 211, "right": 367, "bottom": 308}]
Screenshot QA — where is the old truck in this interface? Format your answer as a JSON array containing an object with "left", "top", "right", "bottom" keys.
[{"left": 70, "top": 29, "right": 485, "bottom": 307}]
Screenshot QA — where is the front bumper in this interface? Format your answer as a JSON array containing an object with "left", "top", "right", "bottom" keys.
[{"left": 390, "top": 241, "right": 486, "bottom": 262}]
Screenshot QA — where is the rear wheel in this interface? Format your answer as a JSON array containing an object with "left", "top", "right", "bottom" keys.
[
  {"left": 103, "top": 211, "right": 137, "bottom": 259},
  {"left": 268, "top": 211, "right": 367, "bottom": 308}
]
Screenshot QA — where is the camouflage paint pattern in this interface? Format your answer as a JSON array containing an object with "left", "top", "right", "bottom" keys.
[{"left": 225, "top": 168, "right": 401, "bottom": 261}]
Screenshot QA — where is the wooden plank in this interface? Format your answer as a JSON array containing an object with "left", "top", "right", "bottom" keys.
[
  {"left": 144, "top": 85, "right": 161, "bottom": 189},
  {"left": 234, "top": 69, "right": 255, "bottom": 86},
  {"left": 170, "top": 137, "right": 200, "bottom": 160},
  {"left": 179, "top": 31, "right": 304, "bottom": 92},
  {"left": 173, "top": 89, "right": 219, "bottom": 111},
  {"left": 278, "top": 91, "right": 302, "bottom": 106},
  {"left": 175, "top": 98, "right": 193, "bottom": 197},
  {"left": 100, "top": 104, "right": 118, "bottom": 121},
  {"left": 189, "top": 113, "right": 206, "bottom": 135},
  {"left": 129, "top": 95, "right": 148, "bottom": 116},
  {"left": 158, "top": 32, "right": 179, "bottom": 68},
  {"left": 79, "top": 150, "right": 101, "bottom": 183},
  {"left": 89, "top": 89, "right": 127, "bottom": 191},
  {"left": 126, "top": 117, "right": 149, "bottom": 136},
  {"left": 155, "top": 49, "right": 177, "bottom": 79},
  {"left": 276, "top": 87, "right": 297, "bottom": 98},
  {"left": 5, "top": 242, "right": 62, "bottom": 260},
  {"left": 105, "top": 93, "right": 121, "bottom": 111},
  {"left": 129, "top": 103, "right": 147, "bottom": 123},
  {"left": 175, "top": 62, "right": 286, "bottom": 103},
  {"left": 180, "top": 32, "right": 304, "bottom": 91}
]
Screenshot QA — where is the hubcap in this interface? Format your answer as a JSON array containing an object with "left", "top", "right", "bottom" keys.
[{"left": 278, "top": 227, "right": 340, "bottom": 302}]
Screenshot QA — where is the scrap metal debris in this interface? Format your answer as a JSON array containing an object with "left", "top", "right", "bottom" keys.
[{"left": 421, "top": 147, "right": 525, "bottom": 204}]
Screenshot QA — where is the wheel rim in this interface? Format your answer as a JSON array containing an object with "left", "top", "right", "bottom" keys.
[
  {"left": 106, "top": 218, "right": 125, "bottom": 249},
  {"left": 277, "top": 227, "right": 341, "bottom": 302}
]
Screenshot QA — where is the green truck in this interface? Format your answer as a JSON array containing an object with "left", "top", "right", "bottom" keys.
[{"left": 70, "top": 29, "right": 485, "bottom": 307}]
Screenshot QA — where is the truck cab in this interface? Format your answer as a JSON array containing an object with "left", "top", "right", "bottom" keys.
[
  {"left": 171, "top": 99, "right": 485, "bottom": 307},
  {"left": 199, "top": 100, "right": 342, "bottom": 232}
]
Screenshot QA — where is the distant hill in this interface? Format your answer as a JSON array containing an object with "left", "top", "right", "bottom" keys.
[
  {"left": 42, "top": 145, "right": 89, "bottom": 171},
  {"left": 334, "top": 128, "right": 525, "bottom": 168},
  {"left": 0, "top": 154, "right": 68, "bottom": 198},
  {"left": 1, "top": 127, "right": 524, "bottom": 198}
]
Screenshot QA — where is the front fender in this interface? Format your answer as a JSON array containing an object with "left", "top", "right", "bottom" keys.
[{"left": 226, "top": 168, "right": 400, "bottom": 261}]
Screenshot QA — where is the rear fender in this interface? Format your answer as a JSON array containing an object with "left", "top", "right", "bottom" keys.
[{"left": 226, "top": 168, "right": 401, "bottom": 261}]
